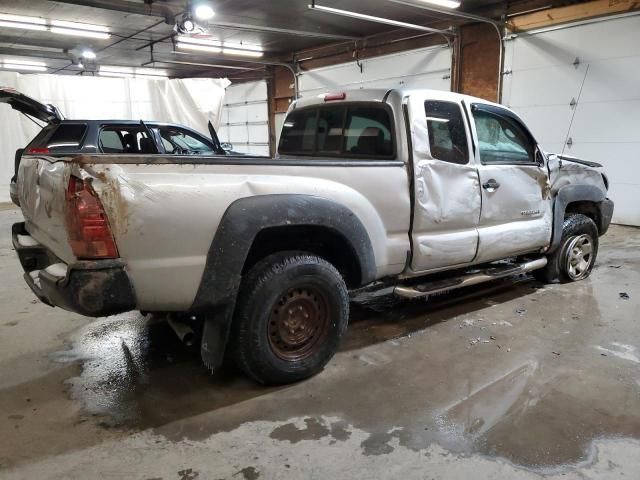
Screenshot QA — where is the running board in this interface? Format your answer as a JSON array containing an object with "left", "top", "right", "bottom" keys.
[{"left": 393, "top": 258, "right": 547, "bottom": 299}]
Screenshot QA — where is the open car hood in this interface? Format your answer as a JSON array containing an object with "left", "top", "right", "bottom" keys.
[{"left": 0, "top": 87, "right": 62, "bottom": 124}]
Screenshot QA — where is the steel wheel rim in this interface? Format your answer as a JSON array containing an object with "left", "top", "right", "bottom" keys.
[
  {"left": 565, "top": 233, "right": 594, "bottom": 280},
  {"left": 267, "top": 286, "right": 331, "bottom": 361}
]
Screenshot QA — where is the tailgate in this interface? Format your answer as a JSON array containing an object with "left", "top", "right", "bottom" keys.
[{"left": 18, "top": 156, "right": 76, "bottom": 264}]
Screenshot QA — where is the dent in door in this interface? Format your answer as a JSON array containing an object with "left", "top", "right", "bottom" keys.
[{"left": 411, "top": 114, "right": 481, "bottom": 270}]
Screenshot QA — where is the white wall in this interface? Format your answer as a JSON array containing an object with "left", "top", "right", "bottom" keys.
[
  {"left": 298, "top": 44, "right": 452, "bottom": 97},
  {"left": 0, "top": 72, "right": 229, "bottom": 202}
]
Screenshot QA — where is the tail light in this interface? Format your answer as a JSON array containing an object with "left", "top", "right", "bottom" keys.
[
  {"left": 27, "top": 147, "right": 50, "bottom": 154},
  {"left": 65, "top": 176, "right": 118, "bottom": 259}
]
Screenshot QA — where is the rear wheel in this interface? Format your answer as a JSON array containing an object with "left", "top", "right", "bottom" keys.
[
  {"left": 230, "top": 252, "right": 349, "bottom": 385},
  {"left": 534, "top": 214, "right": 599, "bottom": 283}
]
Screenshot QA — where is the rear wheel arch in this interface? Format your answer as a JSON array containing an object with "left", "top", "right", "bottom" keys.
[{"left": 191, "top": 194, "right": 377, "bottom": 312}]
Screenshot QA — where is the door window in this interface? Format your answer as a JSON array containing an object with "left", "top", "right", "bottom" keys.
[
  {"left": 424, "top": 101, "right": 469, "bottom": 164},
  {"left": 99, "top": 126, "right": 155, "bottom": 153},
  {"left": 157, "top": 127, "right": 215, "bottom": 154},
  {"left": 473, "top": 110, "right": 534, "bottom": 164}
]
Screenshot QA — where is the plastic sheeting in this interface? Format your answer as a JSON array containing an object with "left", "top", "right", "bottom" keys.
[{"left": 0, "top": 71, "right": 229, "bottom": 202}]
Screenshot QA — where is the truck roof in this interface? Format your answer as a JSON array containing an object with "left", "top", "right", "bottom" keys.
[{"left": 292, "top": 87, "right": 504, "bottom": 111}]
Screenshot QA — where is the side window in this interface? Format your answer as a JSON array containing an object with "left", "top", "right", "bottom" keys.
[
  {"left": 99, "top": 127, "right": 152, "bottom": 154},
  {"left": 424, "top": 101, "right": 468, "bottom": 164},
  {"left": 158, "top": 127, "right": 215, "bottom": 154},
  {"left": 45, "top": 124, "right": 87, "bottom": 152},
  {"left": 473, "top": 110, "right": 534, "bottom": 164},
  {"left": 99, "top": 130, "right": 125, "bottom": 153}
]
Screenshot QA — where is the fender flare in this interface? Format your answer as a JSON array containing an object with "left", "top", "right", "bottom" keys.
[
  {"left": 550, "top": 184, "right": 606, "bottom": 252},
  {"left": 191, "top": 194, "right": 377, "bottom": 312},
  {"left": 192, "top": 194, "right": 377, "bottom": 370}
]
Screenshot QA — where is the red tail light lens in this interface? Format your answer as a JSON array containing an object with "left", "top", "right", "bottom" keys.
[
  {"left": 65, "top": 176, "right": 118, "bottom": 259},
  {"left": 27, "top": 147, "right": 50, "bottom": 154}
]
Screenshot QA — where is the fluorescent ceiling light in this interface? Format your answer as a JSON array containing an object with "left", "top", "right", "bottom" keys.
[
  {"left": 1, "top": 59, "right": 47, "bottom": 72},
  {"left": 0, "top": 14, "right": 111, "bottom": 38},
  {"left": 308, "top": 4, "right": 451, "bottom": 33},
  {"left": 4, "top": 59, "right": 46, "bottom": 66},
  {"left": 194, "top": 4, "right": 215, "bottom": 20},
  {"left": 417, "top": 0, "right": 461, "bottom": 7},
  {"left": 82, "top": 49, "right": 96, "bottom": 59},
  {"left": 50, "top": 27, "right": 110, "bottom": 39},
  {"left": 222, "top": 48, "right": 263, "bottom": 57},
  {"left": 0, "top": 13, "right": 47, "bottom": 31},
  {"left": 177, "top": 42, "right": 221, "bottom": 53},
  {"left": 176, "top": 36, "right": 264, "bottom": 57}
]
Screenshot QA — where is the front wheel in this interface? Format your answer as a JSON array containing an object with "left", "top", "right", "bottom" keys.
[
  {"left": 534, "top": 214, "right": 599, "bottom": 283},
  {"left": 230, "top": 252, "right": 349, "bottom": 385}
]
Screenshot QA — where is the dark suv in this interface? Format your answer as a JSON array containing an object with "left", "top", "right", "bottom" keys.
[{"left": 1, "top": 87, "right": 238, "bottom": 205}]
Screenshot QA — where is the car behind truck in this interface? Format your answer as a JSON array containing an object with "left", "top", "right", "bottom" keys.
[{"left": 12, "top": 88, "right": 613, "bottom": 385}]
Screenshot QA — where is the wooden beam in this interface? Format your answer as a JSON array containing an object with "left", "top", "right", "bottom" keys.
[{"left": 508, "top": 0, "right": 640, "bottom": 32}]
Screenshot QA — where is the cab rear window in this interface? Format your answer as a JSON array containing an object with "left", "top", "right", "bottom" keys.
[{"left": 278, "top": 104, "right": 394, "bottom": 158}]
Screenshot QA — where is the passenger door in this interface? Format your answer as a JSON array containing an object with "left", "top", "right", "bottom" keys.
[
  {"left": 407, "top": 95, "right": 481, "bottom": 272},
  {"left": 470, "top": 104, "right": 552, "bottom": 263}
]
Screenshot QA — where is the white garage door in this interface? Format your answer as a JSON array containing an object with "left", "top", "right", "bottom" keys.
[
  {"left": 299, "top": 44, "right": 452, "bottom": 97},
  {"left": 218, "top": 80, "right": 270, "bottom": 156},
  {"left": 502, "top": 13, "right": 640, "bottom": 226},
  {"left": 273, "top": 44, "right": 452, "bottom": 146}
]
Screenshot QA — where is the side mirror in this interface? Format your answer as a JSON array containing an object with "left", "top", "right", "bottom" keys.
[{"left": 221, "top": 142, "right": 233, "bottom": 152}]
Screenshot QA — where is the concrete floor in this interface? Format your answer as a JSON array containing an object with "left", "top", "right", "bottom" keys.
[{"left": 1, "top": 202, "right": 640, "bottom": 479}]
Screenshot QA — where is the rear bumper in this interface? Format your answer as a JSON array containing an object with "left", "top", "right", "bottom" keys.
[
  {"left": 12, "top": 222, "right": 136, "bottom": 317},
  {"left": 600, "top": 198, "right": 614, "bottom": 235}
]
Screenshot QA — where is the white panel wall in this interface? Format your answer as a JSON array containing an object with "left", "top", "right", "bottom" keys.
[
  {"left": 502, "top": 14, "right": 640, "bottom": 226},
  {"left": 298, "top": 44, "right": 452, "bottom": 97},
  {"left": 218, "top": 80, "right": 270, "bottom": 156}
]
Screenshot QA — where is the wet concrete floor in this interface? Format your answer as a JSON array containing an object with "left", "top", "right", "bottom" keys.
[{"left": 1, "top": 203, "right": 640, "bottom": 479}]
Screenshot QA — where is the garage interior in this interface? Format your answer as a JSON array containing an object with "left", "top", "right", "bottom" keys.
[{"left": 1, "top": 0, "right": 639, "bottom": 478}]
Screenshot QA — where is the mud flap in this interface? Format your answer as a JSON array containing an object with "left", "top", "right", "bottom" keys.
[{"left": 200, "top": 301, "right": 236, "bottom": 372}]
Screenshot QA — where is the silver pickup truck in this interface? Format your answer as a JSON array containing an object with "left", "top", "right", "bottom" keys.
[{"left": 12, "top": 88, "right": 613, "bottom": 385}]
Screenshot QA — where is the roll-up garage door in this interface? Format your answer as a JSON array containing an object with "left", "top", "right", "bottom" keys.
[
  {"left": 218, "top": 80, "right": 269, "bottom": 156},
  {"left": 502, "top": 13, "right": 640, "bottom": 226},
  {"left": 298, "top": 44, "right": 452, "bottom": 97}
]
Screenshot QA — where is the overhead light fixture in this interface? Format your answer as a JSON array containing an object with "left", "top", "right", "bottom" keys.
[
  {"left": 51, "top": 20, "right": 111, "bottom": 39},
  {"left": 193, "top": 3, "right": 215, "bottom": 21},
  {"left": 0, "top": 14, "right": 111, "bottom": 39},
  {"left": 308, "top": 4, "right": 453, "bottom": 33},
  {"left": 176, "top": 36, "right": 264, "bottom": 57},
  {"left": 81, "top": 49, "right": 96, "bottom": 59},
  {"left": 98, "top": 65, "right": 167, "bottom": 79},
  {"left": 0, "top": 13, "right": 47, "bottom": 31},
  {"left": 417, "top": 0, "right": 461, "bottom": 7},
  {"left": 1, "top": 59, "right": 47, "bottom": 72}
]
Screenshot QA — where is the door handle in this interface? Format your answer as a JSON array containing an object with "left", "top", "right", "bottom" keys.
[{"left": 482, "top": 179, "right": 500, "bottom": 191}]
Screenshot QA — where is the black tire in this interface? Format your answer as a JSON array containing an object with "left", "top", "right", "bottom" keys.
[
  {"left": 230, "top": 252, "right": 349, "bottom": 385},
  {"left": 534, "top": 214, "right": 599, "bottom": 283}
]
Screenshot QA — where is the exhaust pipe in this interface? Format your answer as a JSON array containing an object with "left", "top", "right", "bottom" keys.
[{"left": 168, "top": 316, "right": 195, "bottom": 347}]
